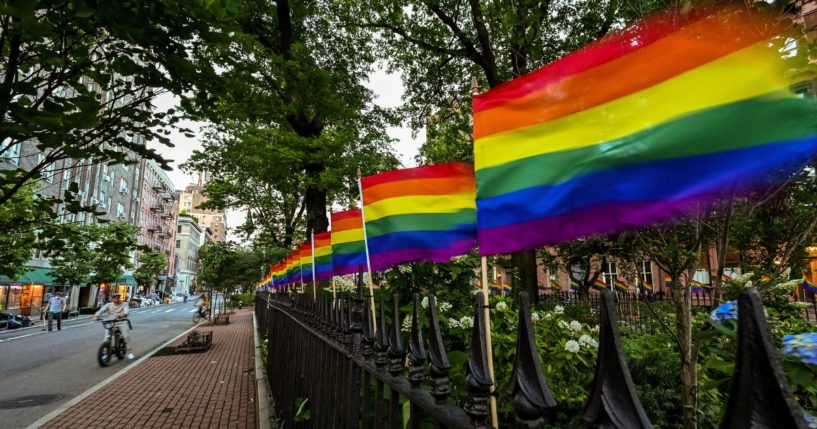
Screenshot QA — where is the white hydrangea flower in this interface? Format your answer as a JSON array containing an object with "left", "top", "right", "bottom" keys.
[
  {"left": 401, "top": 316, "right": 413, "bottom": 333},
  {"left": 743, "top": 280, "right": 753, "bottom": 289},
  {"left": 495, "top": 301, "right": 508, "bottom": 312},
  {"left": 531, "top": 313, "right": 541, "bottom": 323},
  {"left": 773, "top": 279, "right": 802, "bottom": 291},
  {"left": 421, "top": 296, "right": 429, "bottom": 309},
  {"left": 579, "top": 334, "right": 598, "bottom": 348},
  {"left": 543, "top": 312, "right": 553, "bottom": 321},
  {"left": 554, "top": 305, "right": 565, "bottom": 315},
  {"left": 398, "top": 265, "right": 412, "bottom": 274},
  {"left": 737, "top": 272, "right": 754, "bottom": 283},
  {"left": 459, "top": 316, "right": 474, "bottom": 329},
  {"left": 793, "top": 301, "right": 812, "bottom": 308},
  {"left": 569, "top": 321, "right": 582, "bottom": 332},
  {"left": 565, "top": 340, "right": 581, "bottom": 353},
  {"left": 558, "top": 320, "right": 569, "bottom": 329},
  {"left": 783, "top": 267, "right": 791, "bottom": 278},
  {"left": 591, "top": 325, "right": 600, "bottom": 334},
  {"left": 438, "top": 301, "right": 452, "bottom": 312},
  {"left": 446, "top": 318, "right": 460, "bottom": 329}
]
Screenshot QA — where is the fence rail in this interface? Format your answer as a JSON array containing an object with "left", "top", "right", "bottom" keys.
[{"left": 256, "top": 283, "right": 809, "bottom": 428}]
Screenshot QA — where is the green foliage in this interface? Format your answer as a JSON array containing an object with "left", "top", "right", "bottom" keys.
[
  {"left": 0, "top": 184, "right": 51, "bottom": 279},
  {"left": 133, "top": 251, "right": 168, "bottom": 288},
  {"left": 0, "top": 0, "right": 226, "bottom": 208}
]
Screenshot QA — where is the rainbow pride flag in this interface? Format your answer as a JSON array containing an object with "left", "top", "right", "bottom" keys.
[
  {"left": 300, "top": 242, "right": 313, "bottom": 283},
  {"left": 640, "top": 280, "right": 654, "bottom": 293},
  {"left": 664, "top": 275, "right": 673, "bottom": 288},
  {"left": 272, "top": 262, "right": 286, "bottom": 288},
  {"left": 570, "top": 280, "right": 580, "bottom": 292},
  {"left": 803, "top": 273, "right": 817, "bottom": 295},
  {"left": 614, "top": 278, "right": 629, "bottom": 293},
  {"left": 472, "top": 7, "right": 817, "bottom": 255},
  {"left": 593, "top": 278, "right": 608, "bottom": 290},
  {"left": 360, "top": 163, "right": 477, "bottom": 271},
  {"left": 690, "top": 280, "right": 709, "bottom": 293},
  {"left": 313, "top": 232, "right": 333, "bottom": 282},
  {"left": 331, "top": 210, "right": 367, "bottom": 276}
]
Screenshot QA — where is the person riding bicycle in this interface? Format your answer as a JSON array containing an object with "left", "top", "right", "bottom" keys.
[
  {"left": 193, "top": 292, "right": 209, "bottom": 318},
  {"left": 93, "top": 293, "right": 134, "bottom": 360}
]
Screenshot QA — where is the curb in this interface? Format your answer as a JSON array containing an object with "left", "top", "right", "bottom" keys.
[
  {"left": 24, "top": 320, "right": 205, "bottom": 429},
  {"left": 253, "top": 313, "right": 273, "bottom": 429}
]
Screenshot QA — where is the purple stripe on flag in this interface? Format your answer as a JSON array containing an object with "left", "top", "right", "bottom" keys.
[{"left": 370, "top": 240, "right": 475, "bottom": 271}]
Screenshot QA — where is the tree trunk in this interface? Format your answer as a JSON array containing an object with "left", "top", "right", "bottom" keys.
[
  {"left": 512, "top": 250, "right": 539, "bottom": 303},
  {"left": 672, "top": 276, "right": 698, "bottom": 429},
  {"left": 304, "top": 163, "right": 329, "bottom": 237}
]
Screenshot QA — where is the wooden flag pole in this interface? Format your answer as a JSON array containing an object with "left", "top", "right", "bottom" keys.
[
  {"left": 481, "top": 256, "right": 499, "bottom": 428},
  {"left": 311, "top": 232, "right": 317, "bottom": 301},
  {"left": 357, "top": 167, "right": 378, "bottom": 334},
  {"left": 472, "top": 75, "right": 497, "bottom": 428}
]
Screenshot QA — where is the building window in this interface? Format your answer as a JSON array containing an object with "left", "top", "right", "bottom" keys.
[
  {"left": 116, "top": 202, "right": 125, "bottom": 218},
  {"left": 1, "top": 138, "right": 20, "bottom": 165},
  {"left": 178, "top": 225, "right": 182, "bottom": 233},
  {"left": 640, "top": 262, "right": 653, "bottom": 288},
  {"left": 601, "top": 261, "right": 617, "bottom": 288},
  {"left": 176, "top": 240, "right": 180, "bottom": 248}
]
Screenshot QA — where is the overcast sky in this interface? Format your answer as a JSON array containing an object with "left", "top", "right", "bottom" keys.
[{"left": 150, "top": 68, "right": 423, "bottom": 241}]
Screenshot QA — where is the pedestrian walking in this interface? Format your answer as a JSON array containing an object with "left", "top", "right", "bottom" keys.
[
  {"left": 47, "top": 291, "right": 66, "bottom": 331},
  {"left": 40, "top": 293, "right": 52, "bottom": 331}
]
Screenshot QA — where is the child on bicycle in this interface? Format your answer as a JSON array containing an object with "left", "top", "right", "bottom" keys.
[{"left": 93, "top": 293, "right": 134, "bottom": 359}]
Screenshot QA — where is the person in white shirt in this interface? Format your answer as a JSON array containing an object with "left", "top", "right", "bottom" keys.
[
  {"left": 46, "top": 292, "right": 66, "bottom": 331},
  {"left": 93, "top": 293, "right": 135, "bottom": 359}
]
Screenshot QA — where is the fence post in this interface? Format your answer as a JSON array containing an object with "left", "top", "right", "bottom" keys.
[
  {"left": 408, "top": 293, "right": 427, "bottom": 387},
  {"left": 387, "top": 293, "right": 405, "bottom": 377},
  {"left": 721, "top": 288, "right": 807, "bottom": 428},
  {"left": 375, "top": 293, "right": 389, "bottom": 368},
  {"left": 506, "top": 292, "right": 556, "bottom": 427},
  {"left": 465, "top": 292, "right": 494, "bottom": 428},
  {"left": 427, "top": 295, "right": 451, "bottom": 405},
  {"left": 581, "top": 289, "right": 652, "bottom": 428}
]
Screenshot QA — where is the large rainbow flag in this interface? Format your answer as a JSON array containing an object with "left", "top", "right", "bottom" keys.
[
  {"left": 313, "top": 232, "right": 333, "bottom": 281},
  {"left": 472, "top": 7, "right": 817, "bottom": 255},
  {"left": 614, "top": 278, "right": 629, "bottom": 293},
  {"left": 272, "top": 262, "right": 286, "bottom": 289},
  {"left": 331, "top": 209, "right": 368, "bottom": 276},
  {"left": 360, "top": 163, "right": 477, "bottom": 271}
]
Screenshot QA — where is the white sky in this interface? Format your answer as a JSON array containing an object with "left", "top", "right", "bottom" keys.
[{"left": 151, "top": 68, "right": 423, "bottom": 241}]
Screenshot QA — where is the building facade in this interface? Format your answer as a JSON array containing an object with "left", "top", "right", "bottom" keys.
[
  {"left": 135, "top": 160, "right": 179, "bottom": 295},
  {"left": 175, "top": 216, "right": 203, "bottom": 296},
  {"left": 177, "top": 172, "right": 226, "bottom": 242}
]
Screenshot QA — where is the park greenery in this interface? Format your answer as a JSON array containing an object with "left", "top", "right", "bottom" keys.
[{"left": 2, "top": 1, "right": 817, "bottom": 428}]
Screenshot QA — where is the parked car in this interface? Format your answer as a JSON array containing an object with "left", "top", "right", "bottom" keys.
[{"left": 0, "top": 312, "right": 34, "bottom": 329}]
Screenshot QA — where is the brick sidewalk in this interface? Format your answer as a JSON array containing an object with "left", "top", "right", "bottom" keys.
[{"left": 41, "top": 310, "right": 257, "bottom": 429}]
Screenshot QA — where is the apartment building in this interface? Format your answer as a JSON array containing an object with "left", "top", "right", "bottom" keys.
[{"left": 135, "top": 160, "right": 179, "bottom": 294}]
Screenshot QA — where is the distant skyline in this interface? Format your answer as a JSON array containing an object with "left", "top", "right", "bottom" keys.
[{"left": 150, "top": 67, "right": 423, "bottom": 241}]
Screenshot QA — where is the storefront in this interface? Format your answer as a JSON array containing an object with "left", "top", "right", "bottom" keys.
[{"left": 0, "top": 268, "right": 57, "bottom": 315}]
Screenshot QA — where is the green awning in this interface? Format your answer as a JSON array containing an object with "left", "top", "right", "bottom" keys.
[
  {"left": 115, "top": 274, "right": 137, "bottom": 286},
  {"left": 0, "top": 267, "right": 57, "bottom": 285}
]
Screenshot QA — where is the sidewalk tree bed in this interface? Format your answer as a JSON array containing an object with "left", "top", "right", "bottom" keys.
[{"left": 173, "top": 330, "right": 213, "bottom": 354}]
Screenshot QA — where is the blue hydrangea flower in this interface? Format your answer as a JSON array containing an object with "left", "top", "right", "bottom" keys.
[
  {"left": 710, "top": 301, "right": 738, "bottom": 322},
  {"left": 709, "top": 301, "right": 738, "bottom": 335},
  {"left": 805, "top": 412, "right": 817, "bottom": 429},
  {"left": 782, "top": 333, "right": 817, "bottom": 366}
]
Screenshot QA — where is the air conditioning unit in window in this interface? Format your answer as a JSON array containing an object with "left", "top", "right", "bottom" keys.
[
  {"left": 91, "top": 197, "right": 99, "bottom": 205},
  {"left": 98, "top": 201, "right": 108, "bottom": 210},
  {"left": 116, "top": 212, "right": 126, "bottom": 219},
  {"left": 132, "top": 195, "right": 139, "bottom": 202}
]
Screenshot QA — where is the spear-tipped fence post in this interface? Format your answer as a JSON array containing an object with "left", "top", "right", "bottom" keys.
[
  {"left": 407, "top": 293, "right": 427, "bottom": 388},
  {"left": 581, "top": 289, "right": 652, "bottom": 428},
  {"left": 351, "top": 279, "right": 365, "bottom": 356},
  {"left": 374, "top": 292, "right": 389, "bottom": 367},
  {"left": 721, "top": 288, "right": 808, "bottom": 429},
  {"left": 387, "top": 293, "right": 405, "bottom": 377},
  {"left": 506, "top": 292, "right": 556, "bottom": 427},
  {"left": 427, "top": 295, "right": 451, "bottom": 405},
  {"left": 465, "top": 292, "right": 493, "bottom": 428},
  {"left": 361, "top": 288, "right": 375, "bottom": 359}
]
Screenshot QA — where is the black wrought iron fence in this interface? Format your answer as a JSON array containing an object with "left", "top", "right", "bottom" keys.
[{"left": 256, "top": 284, "right": 809, "bottom": 428}]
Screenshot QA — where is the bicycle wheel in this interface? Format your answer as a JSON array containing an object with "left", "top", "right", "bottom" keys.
[
  {"left": 192, "top": 312, "right": 202, "bottom": 323},
  {"left": 98, "top": 342, "right": 112, "bottom": 367}
]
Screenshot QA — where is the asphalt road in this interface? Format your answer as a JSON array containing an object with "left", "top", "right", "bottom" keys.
[{"left": 0, "top": 300, "right": 220, "bottom": 428}]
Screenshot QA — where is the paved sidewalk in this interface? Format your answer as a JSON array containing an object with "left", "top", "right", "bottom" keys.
[{"left": 40, "top": 309, "right": 257, "bottom": 429}]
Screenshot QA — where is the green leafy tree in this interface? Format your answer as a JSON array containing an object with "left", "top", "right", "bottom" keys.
[
  {"left": 133, "top": 251, "right": 168, "bottom": 290},
  {"left": 88, "top": 222, "right": 140, "bottom": 286},
  {"left": 43, "top": 222, "right": 97, "bottom": 288},
  {"left": 0, "top": 184, "right": 53, "bottom": 279},
  {"left": 0, "top": 0, "right": 228, "bottom": 207},
  {"left": 198, "top": 241, "right": 237, "bottom": 293},
  {"left": 181, "top": 0, "right": 398, "bottom": 245}
]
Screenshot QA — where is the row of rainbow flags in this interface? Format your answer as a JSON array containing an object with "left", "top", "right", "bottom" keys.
[{"left": 260, "top": 6, "right": 817, "bottom": 290}]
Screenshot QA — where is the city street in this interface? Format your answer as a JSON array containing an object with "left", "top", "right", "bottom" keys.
[{"left": 0, "top": 301, "right": 216, "bottom": 428}]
